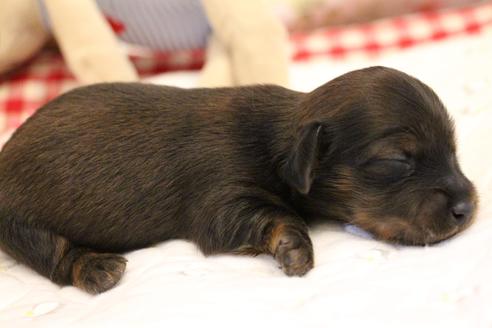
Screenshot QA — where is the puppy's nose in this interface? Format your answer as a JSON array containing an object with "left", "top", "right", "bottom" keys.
[{"left": 450, "top": 201, "right": 474, "bottom": 226}]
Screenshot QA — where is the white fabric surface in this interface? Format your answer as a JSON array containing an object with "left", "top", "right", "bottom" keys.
[{"left": 1, "top": 30, "right": 492, "bottom": 327}]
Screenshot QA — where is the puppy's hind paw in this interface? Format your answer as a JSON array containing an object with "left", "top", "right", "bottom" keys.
[{"left": 72, "top": 253, "right": 127, "bottom": 294}]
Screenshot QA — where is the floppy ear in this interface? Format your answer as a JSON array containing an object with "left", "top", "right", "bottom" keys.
[{"left": 282, "top": 122, "right": 323, "bottom": 194}]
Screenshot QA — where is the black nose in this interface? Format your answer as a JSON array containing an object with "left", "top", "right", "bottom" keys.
[{"left": 451, "top": 201, "right": 474, "bottom": 225}]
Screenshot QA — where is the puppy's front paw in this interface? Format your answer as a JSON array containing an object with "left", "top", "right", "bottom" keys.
[{"left": 274, "top": 232, "right": 314, "bottom": 276}]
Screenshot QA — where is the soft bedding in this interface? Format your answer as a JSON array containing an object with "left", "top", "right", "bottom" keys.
[{"left": 1, "top": 5, "right": 492, "bottom": 328}]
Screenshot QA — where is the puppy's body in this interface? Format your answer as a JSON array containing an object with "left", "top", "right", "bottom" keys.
[
  {"left": 0, "top": 84, "right": 298, "bottom": 252},
  {"left": 0, "top": 67, "right": 477, "bottom": 293}
]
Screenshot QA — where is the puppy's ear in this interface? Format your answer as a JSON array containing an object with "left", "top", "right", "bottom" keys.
[{"left": 282, "top": 122, "right": 323, "bottom": 194}]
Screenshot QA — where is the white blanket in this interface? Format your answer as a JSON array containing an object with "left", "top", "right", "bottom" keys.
[{"left": 1, "top": 30, "right": 492, "bottom": 328}]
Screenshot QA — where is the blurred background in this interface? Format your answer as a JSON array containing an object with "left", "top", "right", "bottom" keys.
[{"left": 0, "top": 0, "right": 489, "bottom": 131}]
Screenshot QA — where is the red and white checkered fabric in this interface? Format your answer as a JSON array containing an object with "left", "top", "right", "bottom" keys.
[
  {"left": 1, "top": 2, "right": 492, "bottom": 140},
  {"left": 290, "top": 2, "right": 492, "bottom": 61}
]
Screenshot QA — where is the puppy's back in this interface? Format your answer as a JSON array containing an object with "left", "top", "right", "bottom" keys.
[{"left": 0, "top": 83, "right": 298, "bottom": 251}]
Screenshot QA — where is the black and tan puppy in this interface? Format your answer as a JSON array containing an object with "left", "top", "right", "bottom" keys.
[{"left": 0, "top": 67, "right": 477, "bottom": 294}]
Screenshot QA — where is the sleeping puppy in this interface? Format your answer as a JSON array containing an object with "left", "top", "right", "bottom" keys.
[{"left": 0, "top": 66, "right": 477, "bottom": 294}]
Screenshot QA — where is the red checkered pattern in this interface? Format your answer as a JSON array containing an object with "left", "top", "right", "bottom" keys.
[
  {"left": 1, "top": 2, "right": 492, "bottom": 141},
  {"left": 290, "top": 2, "right": 492, "bottom": 60}
]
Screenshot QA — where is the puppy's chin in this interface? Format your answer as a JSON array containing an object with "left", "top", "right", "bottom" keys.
[
  {"left": 391, "top": 226, "right": 461, "bottom": 246},
  {"left": 350, "top": 214, "right": 465, "bottom": 246}
]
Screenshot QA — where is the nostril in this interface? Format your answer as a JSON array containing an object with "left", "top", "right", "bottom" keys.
[{"left": 451, "top": 201, "right": 474, "bottom": 225}]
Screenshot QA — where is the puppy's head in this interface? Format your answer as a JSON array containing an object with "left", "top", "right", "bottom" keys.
[{"left": 283, "top": 66, "right": 477, "bottom": 245}]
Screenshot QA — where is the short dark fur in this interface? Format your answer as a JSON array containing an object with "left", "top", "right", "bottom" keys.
[{"left": 0, "top": 67, "right": 477, "bottom": 293}]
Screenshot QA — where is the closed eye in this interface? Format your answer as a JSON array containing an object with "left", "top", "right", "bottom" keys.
[{"left": 363, "top": 157, "right": 414, "bottom": 180}]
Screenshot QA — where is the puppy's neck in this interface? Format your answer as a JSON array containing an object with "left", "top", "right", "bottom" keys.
[{"left": 230, "top": 85, "right": 307, "bottom": 159}]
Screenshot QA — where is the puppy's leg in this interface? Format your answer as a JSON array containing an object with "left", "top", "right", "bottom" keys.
[
  {"left": 198, "top": 202, "right": 314, "bottom": 276},
  {"left": 0, "top": 213, "right": 126, "bottom": 294}
]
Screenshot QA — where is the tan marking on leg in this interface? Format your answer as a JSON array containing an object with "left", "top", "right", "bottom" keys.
[
  {"left": 71, "top": 253, "right": 93, "bottom": 290},
  {"left": 268, "top": 222, "right": 286, "bottom": 254}
]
